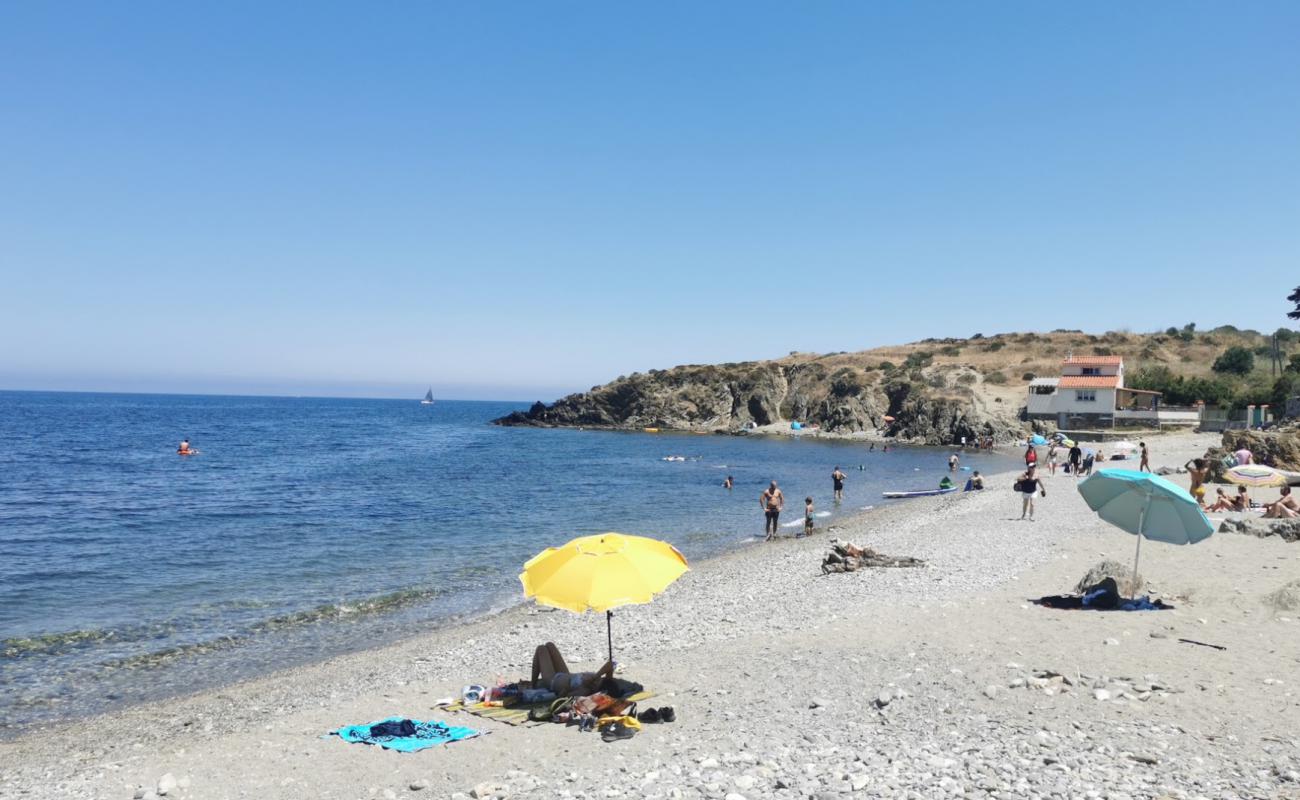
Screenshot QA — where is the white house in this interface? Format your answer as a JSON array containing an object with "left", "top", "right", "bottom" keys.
[{"left": 1026, "top": 355, "right": 1184, "bottom": 428}]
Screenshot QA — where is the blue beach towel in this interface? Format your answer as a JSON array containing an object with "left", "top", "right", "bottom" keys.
[{"left": 332, "top": 716, "right": 479, "bottom": 752}]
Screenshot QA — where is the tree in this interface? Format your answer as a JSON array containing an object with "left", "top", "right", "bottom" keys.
[
  {"left": 1212, "top": 346, "right": 1255, "bottom": 376},
  {"left": 1289, "top": 286, "right": 1300, "bottom": 320}
]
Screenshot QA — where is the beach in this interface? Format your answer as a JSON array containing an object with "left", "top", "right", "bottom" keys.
[{"left": 4, "top": 430, "right": 1300, "bottom": 800}]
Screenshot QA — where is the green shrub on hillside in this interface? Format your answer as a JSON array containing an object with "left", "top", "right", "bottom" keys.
[
  {"left": 982, "top": 341, "right": 1005, "bottom": 352},
  {"left": 1212, "top": 346, "right": 1255, "bottom": 376},
  {"left": 1128, "top": 366, "right": 1233, "bottom": 406},
  {"left": 879, "top": 361, "right": 896, "bottom": 372},
  {"left": 903, "top": 351, "right": 934, "bottom": 369},
  {"left": 985, "top": 371, "right": 1008, "bottom": 384},
  {"left": 939, "top": 345, "right": 961, "bottom": 357},
  {"left": 829, "top": 368, "right": 864, "bottom": 397},
  {"left": 1022, "top": 372, "right": 1035, "bottom": 381}
]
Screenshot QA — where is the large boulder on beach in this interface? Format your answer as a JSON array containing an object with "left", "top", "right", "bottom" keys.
[
  {"left": 1205, "top": 429, "right": 1300, "bottom": 480},
  {"left": 1075, "top": 559, "right": 1144, "bottom": 597}
]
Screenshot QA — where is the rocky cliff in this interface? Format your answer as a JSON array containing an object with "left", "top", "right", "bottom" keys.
[{"left": 495, "top": 359, "right": 1026, "bottom": 445}]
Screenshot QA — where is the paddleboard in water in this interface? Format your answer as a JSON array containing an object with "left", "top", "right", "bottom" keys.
[{"left": 881, "top": 487, "right": 959, "bottom": 499}]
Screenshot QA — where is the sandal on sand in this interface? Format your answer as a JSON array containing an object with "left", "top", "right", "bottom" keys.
[
  {"left": 637, "top": 707, "right": 660, "bottom": 723},
  {"left": 659, "top": 706, "right": 676, "bottom": 722}
]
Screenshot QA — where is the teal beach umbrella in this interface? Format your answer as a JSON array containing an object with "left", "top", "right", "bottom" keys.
[{"left": 1076, "top": 470, "right": 1213, "bottom": 597}]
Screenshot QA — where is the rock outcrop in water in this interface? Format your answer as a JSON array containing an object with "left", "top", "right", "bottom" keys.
[{"left": 494, "top": 359, "right": 1025, "bottom": 445}]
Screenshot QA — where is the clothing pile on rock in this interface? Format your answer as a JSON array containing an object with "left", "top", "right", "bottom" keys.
[{"left": 822, "top": 539, "right": 926, "bottom": 574}]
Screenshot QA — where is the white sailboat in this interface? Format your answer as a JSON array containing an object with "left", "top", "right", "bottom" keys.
[{"left": 420, "top": 388, "right": 435, "bottom": 405}]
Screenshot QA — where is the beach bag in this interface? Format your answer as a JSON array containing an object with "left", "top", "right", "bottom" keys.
[
  {"left": 1013, "top": 479, "right": 1026, "bottom": 493},
  {"left": 529, "top": 696, "right": 575, "bottom": 723}
]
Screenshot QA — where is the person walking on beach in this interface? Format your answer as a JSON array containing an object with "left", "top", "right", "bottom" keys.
[
  {"left": 1024, "top": 442, "right": 1038, "bottom": 471},
  {"left": 1184, "top": 458, "right": 1209, "bottom": 506},
  {"left": 1067, "top": 443, "right": 1082, "bottom": 476},
  {"left": 831, "top": 466, "right": 846, "bottom": 501},
  {"left": 1017, "top": 468, "right": 1046, "bottom": 521},
  {"left": 1139, "top": 442, "right": 1150, "bottom": 472},
  {"left": 1047, "top": 442, "right": 1059, "bottom": 476},
  {"left": 760, "top": 481, "right": 785, "bottom": 541},
  {"left": 802, "top": 496, "right": 815, "bottom": 537}
]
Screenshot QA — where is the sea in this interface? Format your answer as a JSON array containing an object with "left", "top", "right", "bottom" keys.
[{"left": 0, "top": 391, "right": 1021, "bottom": 735}]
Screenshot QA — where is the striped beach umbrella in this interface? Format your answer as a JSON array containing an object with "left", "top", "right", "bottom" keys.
[{"left": 1224, "top": 464, "right": 1287, "bottom": 488}]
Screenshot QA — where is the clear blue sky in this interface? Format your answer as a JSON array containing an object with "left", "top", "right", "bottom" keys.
[{"left": 3, "top": 3, "right": 1298, "bottom": 400}]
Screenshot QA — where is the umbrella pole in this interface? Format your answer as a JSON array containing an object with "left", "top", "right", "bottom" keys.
[
  {"left": 1131, "top": 504, "right": 1146, "bottom": 600},
  {"left": 607, "top": 610, "right": 614, "bottom": 664}
]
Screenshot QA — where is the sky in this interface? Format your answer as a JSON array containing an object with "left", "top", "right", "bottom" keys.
[{"left": 2, "top": 3, "right": 1298, "bottom": 401}]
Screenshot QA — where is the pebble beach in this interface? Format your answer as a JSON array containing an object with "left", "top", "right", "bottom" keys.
[{"left": 5, "top": 430, "right": 1300, "bottom": 800}]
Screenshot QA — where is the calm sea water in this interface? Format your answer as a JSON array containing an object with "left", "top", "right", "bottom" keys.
[{"left": 0, "top": 391, "right": 1019, "bottom": 733}]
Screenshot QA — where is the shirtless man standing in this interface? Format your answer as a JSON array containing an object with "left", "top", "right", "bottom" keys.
[{"left": 760, "top": 481, "right": 785, "bottom": 541}]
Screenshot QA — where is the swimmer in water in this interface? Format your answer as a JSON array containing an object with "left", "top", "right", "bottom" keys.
[
  {"left": 723, "top": 475, "right": 733, "bottom": 490},
  {"left": 178, "top": 438, "right": 192, "bottom": 455}
]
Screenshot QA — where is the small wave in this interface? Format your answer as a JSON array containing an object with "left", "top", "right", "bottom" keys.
[
  {"left": 3, "top": 585, "right": 448, "bottom": 665},
  {"left": 1, "top": 629, "right": 121, "bottom": 659}
]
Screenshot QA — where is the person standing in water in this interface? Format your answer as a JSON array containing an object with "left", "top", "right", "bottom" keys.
[
  {"left": 723, "top": 475, "right": 733, "bottom": 490},
  {"left": 1139, "top": 442, "right": 1150, "bottom": 472},
  {"left": 831, "top": 466, "right": 846, "bottom": 501},
  {"left": 802, "top": 496, "right": 815, "bottom": 537},
  {"left": 760, "top": 481, "right": 785, "bottom": 541},
  {"left": 948, "top": 453, "right": 960, "bottom": 472}
]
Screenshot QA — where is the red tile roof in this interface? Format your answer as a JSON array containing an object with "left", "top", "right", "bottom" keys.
[
  {"left": 1059, "top": 375, "right": 1120, "bottom": 389},
  {"left": 1062, "top": 355, "right": 1124, "bottom": 365}
]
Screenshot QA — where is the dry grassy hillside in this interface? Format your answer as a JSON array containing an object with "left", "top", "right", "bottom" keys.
[
  {"left": 756, "top": 325, "right": 1298, "bottom": 409},
  {"left": 501, "top": 324, "right": 1298, "bottom": 442}
]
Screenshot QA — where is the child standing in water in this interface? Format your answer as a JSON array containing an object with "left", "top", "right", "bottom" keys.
[{"left": 802, "top": 497, "right": 815, "bottom": 538}]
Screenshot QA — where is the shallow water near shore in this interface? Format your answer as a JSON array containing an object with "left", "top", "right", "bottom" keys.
[{"left": 0, "top": 391, "right": 1020, "bottom": 733}]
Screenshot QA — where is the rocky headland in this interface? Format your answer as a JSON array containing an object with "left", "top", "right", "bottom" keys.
[{"left": 495, "top": 358, "right": 1024, "bottom": 445}]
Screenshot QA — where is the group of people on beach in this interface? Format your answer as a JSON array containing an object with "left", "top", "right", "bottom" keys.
[
  {"left": 758, "top": 479, "right": 819, "bottom": 542},
  {"left": 755, "top": 464, "right": 853, "bottom": 541}
]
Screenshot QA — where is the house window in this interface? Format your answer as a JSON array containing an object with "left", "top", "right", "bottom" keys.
[
  {"left": 1076, "top": 390, "right": 1096, "bottom": 402},
  {"left": 1081, "top": 367, "right": 1101, "bottom": 376}
]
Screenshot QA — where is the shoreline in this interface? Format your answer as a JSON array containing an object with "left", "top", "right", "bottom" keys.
[
  {"left": 1, "top": 435, "right": 1019, "bottom": 738},
  {"left": 9, "top": 430, "right": 1300, "bottom": 800}
]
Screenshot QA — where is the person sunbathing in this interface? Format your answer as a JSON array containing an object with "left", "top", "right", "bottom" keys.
[
  {"left": 530, "top": 642, "right": 616, "bottom": 697},
  {"left": 1263, "top": 486, "right": 1300, "bottom": 518},
  {"left": 1206, "top": 486, "right": 1249, "bottom": 512}
]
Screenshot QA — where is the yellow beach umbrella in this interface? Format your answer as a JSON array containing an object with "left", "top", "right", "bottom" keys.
[{"left": 520, "top": 532, "right": 689, "bottom": 662}]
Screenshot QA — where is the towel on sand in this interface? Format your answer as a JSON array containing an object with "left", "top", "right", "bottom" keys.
[{"left": 331, "top": 717, "right": 479, "bottom": 752}]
